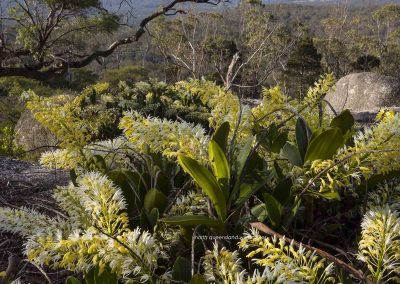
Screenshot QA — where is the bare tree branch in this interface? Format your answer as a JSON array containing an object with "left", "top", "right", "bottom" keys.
[{"left": 0, "top": 0, "right": 228, "bottom": 80}]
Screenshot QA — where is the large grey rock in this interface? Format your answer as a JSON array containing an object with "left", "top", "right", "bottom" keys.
[
  {"left": 14, "top": 110, "right": 58, "bottom": 153},
  {"left": 325, "top": 72, "right": 400, "bottom": 114}
]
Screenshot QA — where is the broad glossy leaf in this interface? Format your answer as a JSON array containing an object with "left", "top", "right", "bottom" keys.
[
  {"left": 172, "top": 257, "right": 192, "bottom": 282},
  {"left": 262, "top": 193, "right": 282, "bottom": 227},
  {"left": 144, "top": 188, "right": 168, "bottom": 214},
  {"left": 271, "top": 131, "right": 289, "bottom": 153},
  {"left": 314, "top": 190, "right": 340, "bottom": 200},
  {"left": 305, "top": 128, "right": 344, "bottom": 162},
  {"left": 330, "top": 109, "right": 354, "bottom": 135},
  {"left": 281, "top": 142, "right": 303, "bottom": 166},
  {"left": 161, "top": 215, "right": 224, "bottom": 230},
  {"left": 274, "top": 161, "right": 284, "bottom": 180},
  {"left": 212, "top": 121, "right": 230, "bottom": 152},
  {"left": 309, "top": 128, "right": 324, "bottom": 142},
  {"left": 84, "top": 266, "right": 118, "bottom": 284},
  {"left": 140, "top": 208, "right": 159, "bottom": 231},
  {"left": 65, "top": 276, "right": 82, "bottom": 284},
  {"left": 251, "top": 203, "right": 268, "bottom": 222},
  {"left": 296, "top": 117, "right": 312, "bottom": 160},
  {"left": 189, "top": 274, "right": 206, "bottom": 284},
  {"left": 236, "top": 136, "right": 254, "bottom": 177},
  {"left": 178, "top": 155, "right": 227, "bottom": 220},
  {"left": 273, "top": 178, "right": 292, "bottom": 206},
  {"left": 155, "top": 171, "right": 172, "bottom": 195},
  {"left": 209, "top": 140, "right": 230, "bottom": 199},
  {"left": 229, "top": 136, "right": 254, "bottom": 205},
  {"left": 235, "top": 176, "right": 270, "bottom": 206}
]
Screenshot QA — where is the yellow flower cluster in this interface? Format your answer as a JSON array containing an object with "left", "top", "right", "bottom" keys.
[
  {"left": 357, "top": 178, "right": 400, "bottom": 283},
  {"left": 203, "top": 243, "right": 246, "bottom": 283},
  {"left": 27, "top": 83, "right": 117, "bottom": 149},
  {"left": 203, "top": 244, "right": 290, "bottom": 284},
  {"left": 174, "top": 80, "right": 253, "bottom": 141},
  {"left": 358, "top": 206, "right": 400, "bottom": 283},
  {"left": 39, "top": 149, "right": 84, "bottom": 170},
  {"left": 302, "top": 112, "right": 400, "bottom": 195},
  {"left": 120, "top": 111, "right": 209, "bottom": 161},
  {"left": 252, "top": 74, "right": 335, "bottom": 134},
  {"left": 203, "top": 229, "right": 335, "bottom": 284},
  {"left": 346, "top": 112, "right": 400, "bottom": 177},
  {"left": 0, "top": 172, "right": 164, "bottom": 282},
  {"left": 167, "top": 191, "right": 208, "bottom": 216},
  {"left": 0, "top": 206, "right": 67, "bottom": 237},
  {"left": 85, "top": 137, "right": 136, "bottom": 170},
  {"left": 238, "top": 229, "right": 335, "bottom": 284},
  {"left": 251, "top": 86, "right": 290, "bottom": 129},
  {"left": 40, "top": 137, "right": 138, "bottom": 172}
]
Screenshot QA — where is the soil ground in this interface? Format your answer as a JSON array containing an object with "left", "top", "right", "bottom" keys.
[{"left": 0, "top": 156, "right": 72, "bottom": 283}]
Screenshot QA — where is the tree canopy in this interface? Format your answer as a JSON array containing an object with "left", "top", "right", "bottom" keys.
[{"left": 0, "top": 0, "right": 227, "bottom": 80}]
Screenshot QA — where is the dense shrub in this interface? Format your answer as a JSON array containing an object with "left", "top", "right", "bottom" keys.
[
  {"left": 101, "top": 65, "right": 149, "bottom": 87},
  {"left": 0, "top": 76, "right": 400, "bottom": 283}
]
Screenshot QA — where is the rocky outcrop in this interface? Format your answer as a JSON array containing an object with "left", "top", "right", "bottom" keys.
[
  {"left": 325, "top": 72, "right": 400, "bottom": 114},
  {"left": 14, "top": 110, "right": 58, "bottom": 153}
]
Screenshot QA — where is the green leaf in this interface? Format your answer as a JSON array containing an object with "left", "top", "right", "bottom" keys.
[
  {"left": 229, "top": 136, "right": 254, "bottom": 205},
  {"left": 89, "top": 155, "right": 108, "bottom": 173},
  {"left": 314, "top": 190, "right": 341, "bottom": 200},
  {"left": 237, "top": 184, "right": 257, "bottom": 206},
  {"left": 189, "top": 274, "right": 206, "bottom": 284},
  {"left": 309, "top": 128, "right": 324, "bottom": 142},
  {"left": 65, "top": 276, "right": 82, "bottom": 284},
  {"left": 235, "top": 177, "right": 270, "bottom": 206},
  {"left": 209, "top": 140, "right": 230, "bottom": 199},
  {"left": 172, "top": 257, "right": 192, "bottom": 282},
  {"left": 161, "top": 215, "right": 224, "bottom": 228},
  {"left": 70, "top": 169, "right": 78, "bottom": 187},
  {"left": 271, "top": 131, "right": 288, "bottom": 153},
  {"left": 140, "top": 208, "right": 159, "bottom": 231},
  {"left": 236, "top": 136, "right": 254, "bottom": 177},
  {"left": 178, "top": 155, "right": 227, "bottom": 220},
  {"left": 212, "top": 121, "right": 230, "bottom": 152},
  {"left": 296, "top": 117, "right": 312, "bottom": 160},
  {"left": 273, "top": 178, "right": 292, "bottom": 206},
  {"left": 330, "top": 109, "right": 354, "bottom": 135},
  {"left": 107, "top": 170, "right": 144, "bottom": 215},
  {"left": 274, "top": 161, "right": 284, "bottom": 180},
  {"left": 144, "top": 188, "right": 168, "bottom": 214},
  {"left": 262, "top": 193, "right": 282, "bottom": 227},
  {"left": 281, "top": 142, "right": 303, "bottom": 166},
  {"left": 251, "top": 203, "right": 268, "bottom": 222},
  {"left": 84, "top": 266, "right": 118, "bottom": 284},
  {"left": 155, "top": 171, "right": 172, "bottom": 195},
  {"left": 305, "top": 128, "right": 344, "bottom": 162}
]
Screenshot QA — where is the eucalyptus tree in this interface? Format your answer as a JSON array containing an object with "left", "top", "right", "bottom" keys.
[
  {"left": 151, "top": 0, "right": 301, "bottom": 91},
  {"left": 0, "top": 0, "right": 227, "bottom": 80}
]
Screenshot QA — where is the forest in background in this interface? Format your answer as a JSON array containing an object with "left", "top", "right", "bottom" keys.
[{"left": 1, "top": 0, "right": 400, "bottom": 137}]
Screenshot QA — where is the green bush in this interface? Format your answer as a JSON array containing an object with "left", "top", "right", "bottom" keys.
[
  {"left": 0, "top": 76, "right": 54, "bottom": 97},
  {"left": 101, "top": 65, "right": 149, "bottom": 86},
  {"left": 0, "top": 126, "right": 23, "bottom": 156},
  {"left": 1, "top": 77, "right": 400, "bottom": 283}
]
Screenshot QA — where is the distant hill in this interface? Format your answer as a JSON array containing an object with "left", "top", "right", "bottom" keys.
[{"left": 102, "top": 0, "right": 400, "bottom": 18}]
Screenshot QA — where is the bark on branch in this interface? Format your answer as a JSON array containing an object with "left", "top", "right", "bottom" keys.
[{"left": 0, "top": 0, "right": 227, "bottom": 80}]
